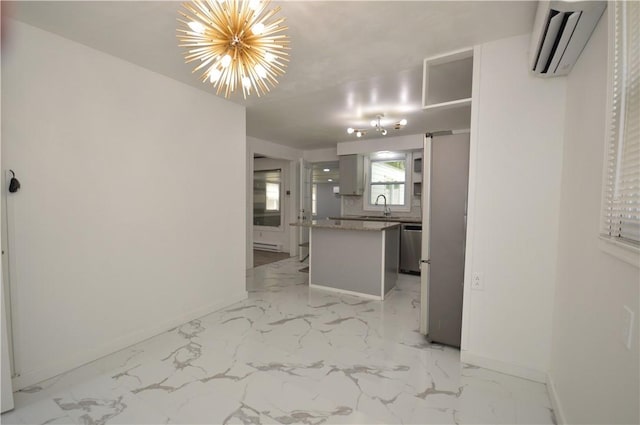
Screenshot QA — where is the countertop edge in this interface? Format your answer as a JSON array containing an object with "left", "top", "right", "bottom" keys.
[{"left": 290, "top": 220, "right": 401, "bottom": 232}]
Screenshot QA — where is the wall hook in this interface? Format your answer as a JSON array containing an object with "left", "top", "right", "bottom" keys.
[{"left": 8, "top": 170, "right": 20, "bottom": 193}]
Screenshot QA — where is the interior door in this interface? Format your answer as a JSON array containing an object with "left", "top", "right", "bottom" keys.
[
  {"left": 298, "top": 159, "right": 312, "bottom": 260},
  {"left": 423, "top": 132, "right": 470, "bottom": 347}
]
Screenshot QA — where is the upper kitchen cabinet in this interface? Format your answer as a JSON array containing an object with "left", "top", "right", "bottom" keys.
[
  {"left": 339, "top": 154, "right": 364, "bottom": 195},
  {"left": 422, "top": 48, "right": 474, "bottom": 111}
]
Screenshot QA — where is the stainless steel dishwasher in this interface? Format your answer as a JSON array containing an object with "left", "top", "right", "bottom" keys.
[{"left": 400, "top": 223, "right": 422, "bottom": 274}]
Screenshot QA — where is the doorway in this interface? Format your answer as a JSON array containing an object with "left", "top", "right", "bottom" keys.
[
  {"left": 252, "top": 154, "right": 294, "bottom": 267},
  {"left": 310, "top": 161, "right": 340, "bottom": 220}
]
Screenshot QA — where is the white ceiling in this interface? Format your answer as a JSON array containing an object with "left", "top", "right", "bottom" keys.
[{"left": 4, "top": 1, "right": 537, "bottom": 150}]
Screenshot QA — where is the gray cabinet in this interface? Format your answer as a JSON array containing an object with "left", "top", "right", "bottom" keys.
[{"left": 339, "top": 154, "right": 364, "bottom": 195}]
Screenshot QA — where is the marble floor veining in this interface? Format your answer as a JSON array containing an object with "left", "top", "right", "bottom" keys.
[{"left": 1, "top": 258, "right": 556, "bottom": 425}]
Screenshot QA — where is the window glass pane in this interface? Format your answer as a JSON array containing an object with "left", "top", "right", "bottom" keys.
[
  {"left": 312, "top": 184, "right": 317, "bottom": 216},
  {"left": 254, "top": 169, "right": 281, "bottom": 227},
  {"left": 371, "top": 184, "right": 405, "bottom": 205},
  {"left": 266, "top": 182, "right": 280, "bottom": 211},
  {"left": 371, "top": 160, "right": 406, "bottom": 183}
]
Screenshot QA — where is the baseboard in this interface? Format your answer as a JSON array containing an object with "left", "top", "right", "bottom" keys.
[
  {"left": 309, "top": 284, "right": 382, "bottom": 301},
  {"left": 460, "top": 351, "right": 547, "bottom": 383},
  {"left": 546, "top": 373, "right": 567, "bottom": 424},
  {"left": 12, "top": 291, "right": 248, "bottom": 390}
]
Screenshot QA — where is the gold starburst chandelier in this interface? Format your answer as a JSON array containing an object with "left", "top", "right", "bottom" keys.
[{"left": 177, "top": 0, "right": 290, "bottom": 99}]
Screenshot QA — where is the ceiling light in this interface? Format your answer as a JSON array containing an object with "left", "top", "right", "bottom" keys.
[
  {"left": 323, "top": 168, "right": 330, "bottom": 172},
  {"left": 346, "top": 114, "right": 407, "bottom": 138},
  {"left": 178, "top": 0, "right": 290, "bottom": 99},
  {"left": 328, "top": 179, "right": 333, "bottom": 182}
]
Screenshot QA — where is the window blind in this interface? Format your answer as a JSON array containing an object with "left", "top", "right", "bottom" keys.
[{"left": 602, "top": 1, "right": 640, "bottom": 246}]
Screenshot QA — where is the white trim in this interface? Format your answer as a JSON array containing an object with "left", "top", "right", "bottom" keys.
[
  {"left": 419, "top": 134, "right": 432, "bottom": 336},
  {"left": 309, "top": 284, "right": 383, "bottom": 301},
  {"left": 546, "top": 373, "right": 567, "bottom": 424},
  {"left": 380, "top": 231, "right": 386, "bottom": 298},
  {"left": 460, "top": 44, "right": 482, "bottom": 351},
  {"left": 253, "top": 225, "right": 285, "bottom": 233},
  {"left": 308, "top": 229, "right": 312, "bottom": 280},
  {"left": 598, "top": 236, "right": 640, "bottom": 268},
  {"left": 423, "top": 98, "right": 472, "bottom": 112},
  {"left": 460, "top": 350, "right": 547, "bottom": 383},
  {"left": 11, "top": 291, "right": 248, "bottom": 390}
]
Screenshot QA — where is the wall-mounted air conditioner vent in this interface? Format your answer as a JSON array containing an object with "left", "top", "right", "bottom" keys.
[{"left": 530, "top": 1, "right": 605, "bottom": 77}]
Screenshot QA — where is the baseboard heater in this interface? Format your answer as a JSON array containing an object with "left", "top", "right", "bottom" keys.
[{"left": 253, "top": 241, "right": 283, "bottom": 252}]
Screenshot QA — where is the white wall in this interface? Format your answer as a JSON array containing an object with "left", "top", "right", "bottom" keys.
[
  {"left": 337, "top": 134, "right": 423, "bottom": 156},
  {"left": 1, "top": 20, "right": 247, "bottom": 389},
  {"left": 246, "top": 137, "right": 302, "bottom": 268},
  {"left": 253, "top": 158, "right": 292, "bottom": 252},
  {"left": 303, "top": 147, "right": 338, "bottom": 163},
  {"left": 549, "top": 12, "right": 639, "bottom": 424},
  {"left": 461, "top": 34, "right": 567, "bottom": 380}
]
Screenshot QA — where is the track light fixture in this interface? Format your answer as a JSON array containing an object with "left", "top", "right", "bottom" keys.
[{"left": 346, "top": 114, "right": 407, "bottom": 138}]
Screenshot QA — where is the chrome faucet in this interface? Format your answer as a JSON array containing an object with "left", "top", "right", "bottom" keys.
[{"left": 375, "top": 194, "right": 391, "bottom": 217}]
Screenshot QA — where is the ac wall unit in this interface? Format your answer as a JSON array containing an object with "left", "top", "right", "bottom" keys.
[{"left": 529, "top": 0, "right": 605, "bottom": 77}]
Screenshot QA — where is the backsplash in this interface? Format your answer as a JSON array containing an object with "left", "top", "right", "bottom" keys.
[{"left": 341, "top": 195, "right": 422, "bottom": 219}]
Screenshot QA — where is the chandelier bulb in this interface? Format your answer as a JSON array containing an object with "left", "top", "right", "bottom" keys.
[
  {"left": 370, "top": 120, "right": 377, "bottom": 127},
  {"left": 381, "top": 129, "right": 388, "bottom": 136},
  {"left": 399, "top": 119, "right": 407, "bottom": 126},
  {"left": 356, "top": 131, "right": 362, "bottom": 138},
  {"left": 221, "top": 54, "right": 232, "bottom": 68},
  {"left": 264, "top": 52, "right": 276, "bottom": 62},
  {"left": 255, "top": 64, "right": 267, "bottom": 79},
  {"left": 249, "top": 0, "right": 261, "bottom": 11},
  {"left": 347, "top": 127, "right": 354, "bottom": 134},
  {"left": 209, "top": 67, "right": 222, "bottom": 83},
  {"left": 251, "top": 22, "right": 265, "bottom": 35},
  {"left": 242, "top": 76, "right": 252, "bottom": 89},
  {"left": 188, "top": 21, "right": 206, "bottom": 34}
]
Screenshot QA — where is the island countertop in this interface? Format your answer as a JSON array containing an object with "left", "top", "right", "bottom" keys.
[{"left": 290, "top": 219, "right": 400, "bottom": 232}]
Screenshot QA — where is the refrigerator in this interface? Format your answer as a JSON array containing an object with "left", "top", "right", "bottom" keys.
[{"left": 421, "top": 132, "right": 470, "bottom": 348}]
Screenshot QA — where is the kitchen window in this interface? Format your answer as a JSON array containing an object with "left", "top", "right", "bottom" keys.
[
  {"left": 254, "top": 169, "right": 282, "bottom": 227},
  {"left": 366, "top": 152, "right": 410, "bottom": 211},
  {"left": 600, "top": 1, "right": 639, "bottom": 264}
]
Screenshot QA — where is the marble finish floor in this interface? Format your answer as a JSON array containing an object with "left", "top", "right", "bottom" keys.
[{"left": 1, "top": 258, "right": 555, "bottom": 424}]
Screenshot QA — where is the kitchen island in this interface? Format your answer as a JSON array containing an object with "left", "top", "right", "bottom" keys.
[{"left": 292, "top": 220, "right": 400, "bottom": 300}]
